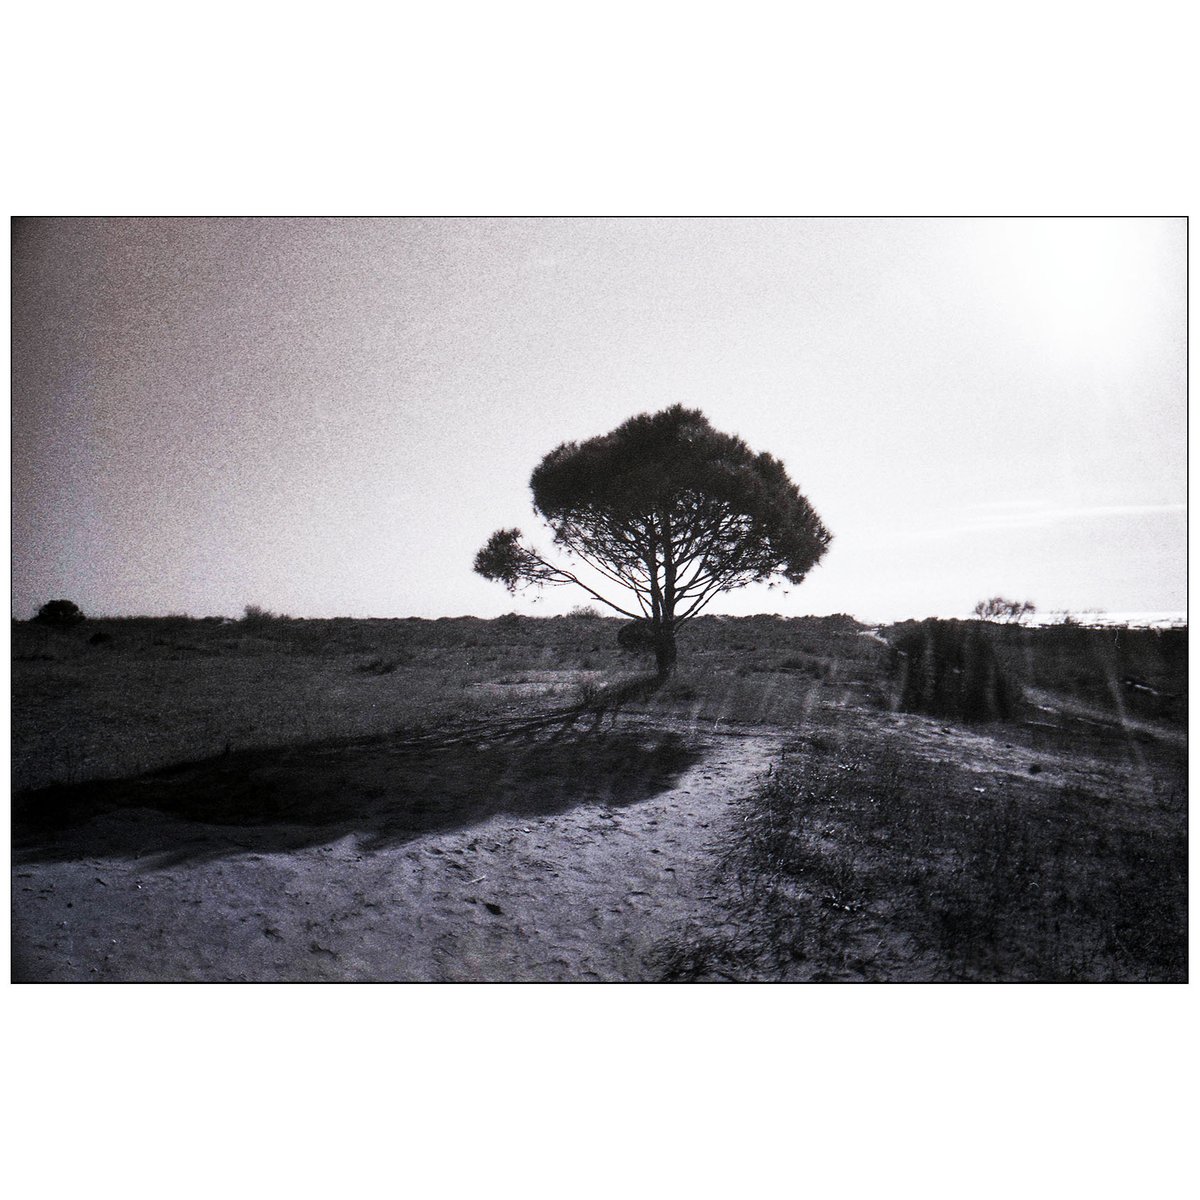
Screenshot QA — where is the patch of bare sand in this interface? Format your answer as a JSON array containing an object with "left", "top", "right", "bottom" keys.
[{"left": 12, "top": 719, "right": 779, "bottom": 982}]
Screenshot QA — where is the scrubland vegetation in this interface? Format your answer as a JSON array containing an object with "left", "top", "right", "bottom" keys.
[
  {"left": 11, "top": 611, "right": 1187, "bottom": 982},
  {"left": 659, "top": 727, "right": 1185, "bottom": 982},
  {"left": 10, "top": 612, "right": 878, "bottom": 790}
]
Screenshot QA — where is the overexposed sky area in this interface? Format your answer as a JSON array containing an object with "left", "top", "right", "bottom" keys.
[{"left": 11, "top": 216, "right": 1187, "bottom": 623}]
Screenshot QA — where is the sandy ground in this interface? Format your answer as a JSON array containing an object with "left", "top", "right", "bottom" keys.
[
  {"left": 12, "top": 717, "right": 780, "bottom": 982},
  {"left": 13, "top": 682, "right": 1183, "bottom": 983}
]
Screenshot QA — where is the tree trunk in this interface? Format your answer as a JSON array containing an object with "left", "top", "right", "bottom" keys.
[{"left": 653, "top": 624, "right": 677, "bottom": 677}]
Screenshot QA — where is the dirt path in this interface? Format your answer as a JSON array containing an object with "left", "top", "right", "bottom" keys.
[{"left": 12, "top": 719, "right": 779, "bottom": 982}]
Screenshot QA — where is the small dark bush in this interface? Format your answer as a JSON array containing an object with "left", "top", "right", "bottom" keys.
[
  {"left": 890, "top": 619, "right": 1013, "bottom": 722},
  {"left": 617, "top": 621, "right": 657, "bottom": 653},
  {"left": 88, "top": 631, "right": 112, "bottom": 646},
  {"left": 34, "top": 600, "right": 85, "bottom": 629}
]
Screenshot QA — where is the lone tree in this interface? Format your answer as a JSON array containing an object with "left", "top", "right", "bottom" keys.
[{"left": 474, "top": 406, "right": 832, "bottom": 676}]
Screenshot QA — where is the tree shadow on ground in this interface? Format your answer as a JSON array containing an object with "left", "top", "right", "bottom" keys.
[{"left": 13, "top": 690, "right": 700, "bottom": 869}]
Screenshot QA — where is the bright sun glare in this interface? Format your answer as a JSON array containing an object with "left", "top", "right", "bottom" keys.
[{"left": 988, "top": 219, "right": 1161, "bottom": 355}]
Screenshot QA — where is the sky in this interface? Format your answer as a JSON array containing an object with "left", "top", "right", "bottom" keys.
[{"left": 10, "top": 216, "right": 1187, "bottom": 624}]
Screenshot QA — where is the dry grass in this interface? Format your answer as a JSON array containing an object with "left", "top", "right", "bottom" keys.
[{"left": 658, "top": 730, "right": 1186, "bottom": 982}]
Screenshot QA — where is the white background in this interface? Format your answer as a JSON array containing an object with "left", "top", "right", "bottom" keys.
[{"left": 3, "top": 3, "right": 1194, "bottom": 1198}]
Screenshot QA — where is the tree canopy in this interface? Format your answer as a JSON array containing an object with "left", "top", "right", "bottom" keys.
[{"left": 474, "top": 406, "right": 831, "bottom": 673}]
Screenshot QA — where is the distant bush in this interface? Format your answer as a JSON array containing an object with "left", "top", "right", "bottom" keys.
[
  {"left": 241, "top": 604, "right": 290, "bottom": 624},
  {"left": 973, "top": 596, "right": 1036, "bottom": 624},
  {"left": 568, "top": 605, "right": 603, "bottom": 619},
  {"left": 890, "top": 618, "right": 1013, "bottom": 722},
  {"left": 34, "top": 599, "right": 85, "bottom": 629}
]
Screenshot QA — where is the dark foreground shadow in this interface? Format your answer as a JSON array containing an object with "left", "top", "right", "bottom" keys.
[{"left": 12, "top": 703, "right": 701, "bottom": 868}]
